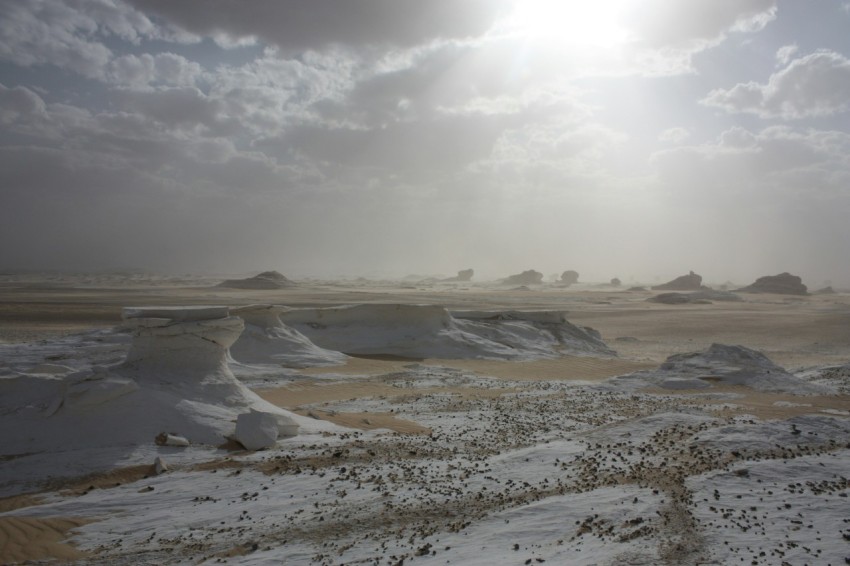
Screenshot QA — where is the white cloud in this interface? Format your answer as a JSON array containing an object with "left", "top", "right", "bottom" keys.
[
  {"left": 108, "top": 53, "right": 203, "bottom": 88},
  {"left": 0, "top": 0, "right": 196, "bottom": 80},
  {"left": 702, "top": 50, "right": 850, "bottom": 119},
  {"left": 658, "top": 127, "right": 690, "bottom": 144},
  {"left": 776, "top": 44, "right": 798, "bottom": 66}
]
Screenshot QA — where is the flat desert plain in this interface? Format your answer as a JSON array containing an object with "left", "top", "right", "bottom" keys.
[{"left": 1, "top": 276, "right": 849, "bottom": 565}]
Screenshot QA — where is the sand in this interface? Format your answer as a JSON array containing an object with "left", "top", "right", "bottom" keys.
[{"left": 0, "top": 516, "right": 91, "bottom": 563}]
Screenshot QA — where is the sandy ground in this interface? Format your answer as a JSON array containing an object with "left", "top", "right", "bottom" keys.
[{"left": 1, "top": 278, "right": 849, "bottom": 564}]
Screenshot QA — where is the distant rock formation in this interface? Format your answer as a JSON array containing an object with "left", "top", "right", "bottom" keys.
[
  {"left": 560, "top": 270, "right": 579, "bottom": 285},
  {"left": 815, "top": 286, "right": 835, "bottom": 294},
  {"left": 502, "top": 269, "right": 544, "bottom": 285},
  {"left": 651, "top": 271, "right": 703, "bottom": 291},
  {"left": 610, "top": 278, "right": 622, "bottom": 287},
  {"left": 736, "top": 272, "right": 808, "bottom": 295},
  {"left": 218, "top": 271, "right": 295, "bottom": 290},
  {"left": 444, "top": 269, "right": 474, "bottom": 282}
]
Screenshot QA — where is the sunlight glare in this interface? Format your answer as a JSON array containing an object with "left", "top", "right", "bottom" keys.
[{"left": 506, "top": 0, "right": 632, "bottom": 48}]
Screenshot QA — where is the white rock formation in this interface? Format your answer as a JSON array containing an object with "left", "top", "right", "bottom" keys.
[
  {"left": 229, "top": 304, "right": 347, "bottom": 368},
  {"left": 0, "top": 306, "right": 333, "bottom": 456},
  {"left": 281, "top": 304, "right": 614, "bottom": 360},
  {"left": 614, "top": 343, "right": 835, "bottom": 394}
]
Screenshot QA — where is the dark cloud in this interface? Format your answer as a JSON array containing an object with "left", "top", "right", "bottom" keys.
[{"left": 127, "top": 0, "right": 511, "bottom": 50}]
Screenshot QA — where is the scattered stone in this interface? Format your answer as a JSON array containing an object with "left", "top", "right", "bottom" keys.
[
  {"left": 155, "top": 432, "right": 190, "bottom": 447},
  {"left": 154, "top": 456, "right": 168, "bottom": 475}
]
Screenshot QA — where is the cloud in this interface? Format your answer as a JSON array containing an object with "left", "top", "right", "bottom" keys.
[
  {"left": 702, "top": 50, "right": 850, "bottom": 119},
  {"left": 126, "top": 0, "right": 510, "bottom": 51},
  {"left": 107, "top": 53, "right": 203, "bottom": 88},
  {"left": 624, "top": 0, "right": 776, "bottom": 49},
  {"left": 652, "top": 125, "right": 850, "bottom": 200},
  {"left": 658, "top": 127, "right": 690, "bottom": 144},
  {"left": 0, "top": 83, "right": 47, "bottom": 123},
  {"left": 0, "top": 0, "right": 113, "bottom": 78},
  {"left": 775, "top": 44, "right": 798, "bottom": 66},
  {"left": 0, "top": 0, "right": 196, "bottom": 80}
]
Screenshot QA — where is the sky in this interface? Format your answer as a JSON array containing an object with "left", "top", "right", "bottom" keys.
[{"left": 2, "top": 0, "right": 850, "bottom": 285}]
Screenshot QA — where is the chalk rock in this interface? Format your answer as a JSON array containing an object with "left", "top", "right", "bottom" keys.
[
  {"left": 617, "top": 343, "right": 833, "bottom": 394},
  {"left": 62, "top": 369, "right": 139, "bottom": 411},
  {"left": 217, "top": 271, "right": 294, "bottom": 290},
  {"left": 154, "top": 456, "right": 168, "bottom": 475},
  {"left": 230, "top": 304, "right": 347, "bottom": 368},
  {"left": 502, "top": 269, "right": 544, "bottom": 285},
  {"left": 121, "top": 307, "right": 244, "bottom": 378},
  {"left": 652, "top": 271, "right": 703, "bottom": 291},
  {"left": 737, "top": 272, "right": 808, "bottom": 295},
  {"left": 283, "top": 304, "right": 615, "bottom": 359},
  {"left": 234, "top": 410, "right": 281, "bottom": 450},
  {"left": 155, "top": 432, "right": 190, "bottom": 447}
]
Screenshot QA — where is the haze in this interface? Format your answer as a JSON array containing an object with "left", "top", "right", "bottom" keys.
[{"left": 2, "top": 0, "right": 850, "bottom": 286}]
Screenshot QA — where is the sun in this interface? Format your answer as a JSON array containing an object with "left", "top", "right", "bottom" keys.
[{"left": 504, "top": 0, "right": 633, "bottom": 49}]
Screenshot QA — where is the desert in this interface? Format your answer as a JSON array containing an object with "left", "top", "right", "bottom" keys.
[{"left": 1, "top": 272, "right": 849, "bottom": 565}]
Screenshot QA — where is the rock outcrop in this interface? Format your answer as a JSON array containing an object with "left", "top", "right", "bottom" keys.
[
  {"left": 502, "top": 270, "right": 544, "bottom": 285},
  {"left": 281, "top": 304, "right": 615, "bottom": 360},
  {"left": 444, "top": 269, "right": 474, "bottom": 282},
  {"left": 736, "top": 272, "right": 808, "bottom": 295},
  {"left": 615, "top": 343, "right": 833, "bottom": 394},
  {"left": 560, "top": 270, "right": 579, "bottom": 285},
  {"left": 0, "top": 306, "right": 339, "bottom": 456},
  {"left": 230, "top": 304, "right": 347, "bottom": 368},
  {"left": 651, "top": 271, "right": 703, "bottom": 291},
  {"left": 218, "top": 271, "right": 294, "bottom": 290}
]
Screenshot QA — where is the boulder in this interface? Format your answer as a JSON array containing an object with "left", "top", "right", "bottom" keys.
[
  {"left": 217, "top": 271, "right": 295, "bottom": 290},
  {"left": 610, "top": 278, "right": 622, "bottom": 287},
  {"left": 736, "top": 272, "right": 808, "bottom": 295},
  {"left": 502, "top": 270, "right": 544, "bottom": 285},
  {"left": 234, "top": 410, "right": 280, "bottom": 450},
  {"left": 651, "top": 271, "right": 703, "bottom": 291}
]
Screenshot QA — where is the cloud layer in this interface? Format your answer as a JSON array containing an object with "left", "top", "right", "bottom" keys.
[{"left": 1, "top": 0, "right": 849, "bottom": 285}]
